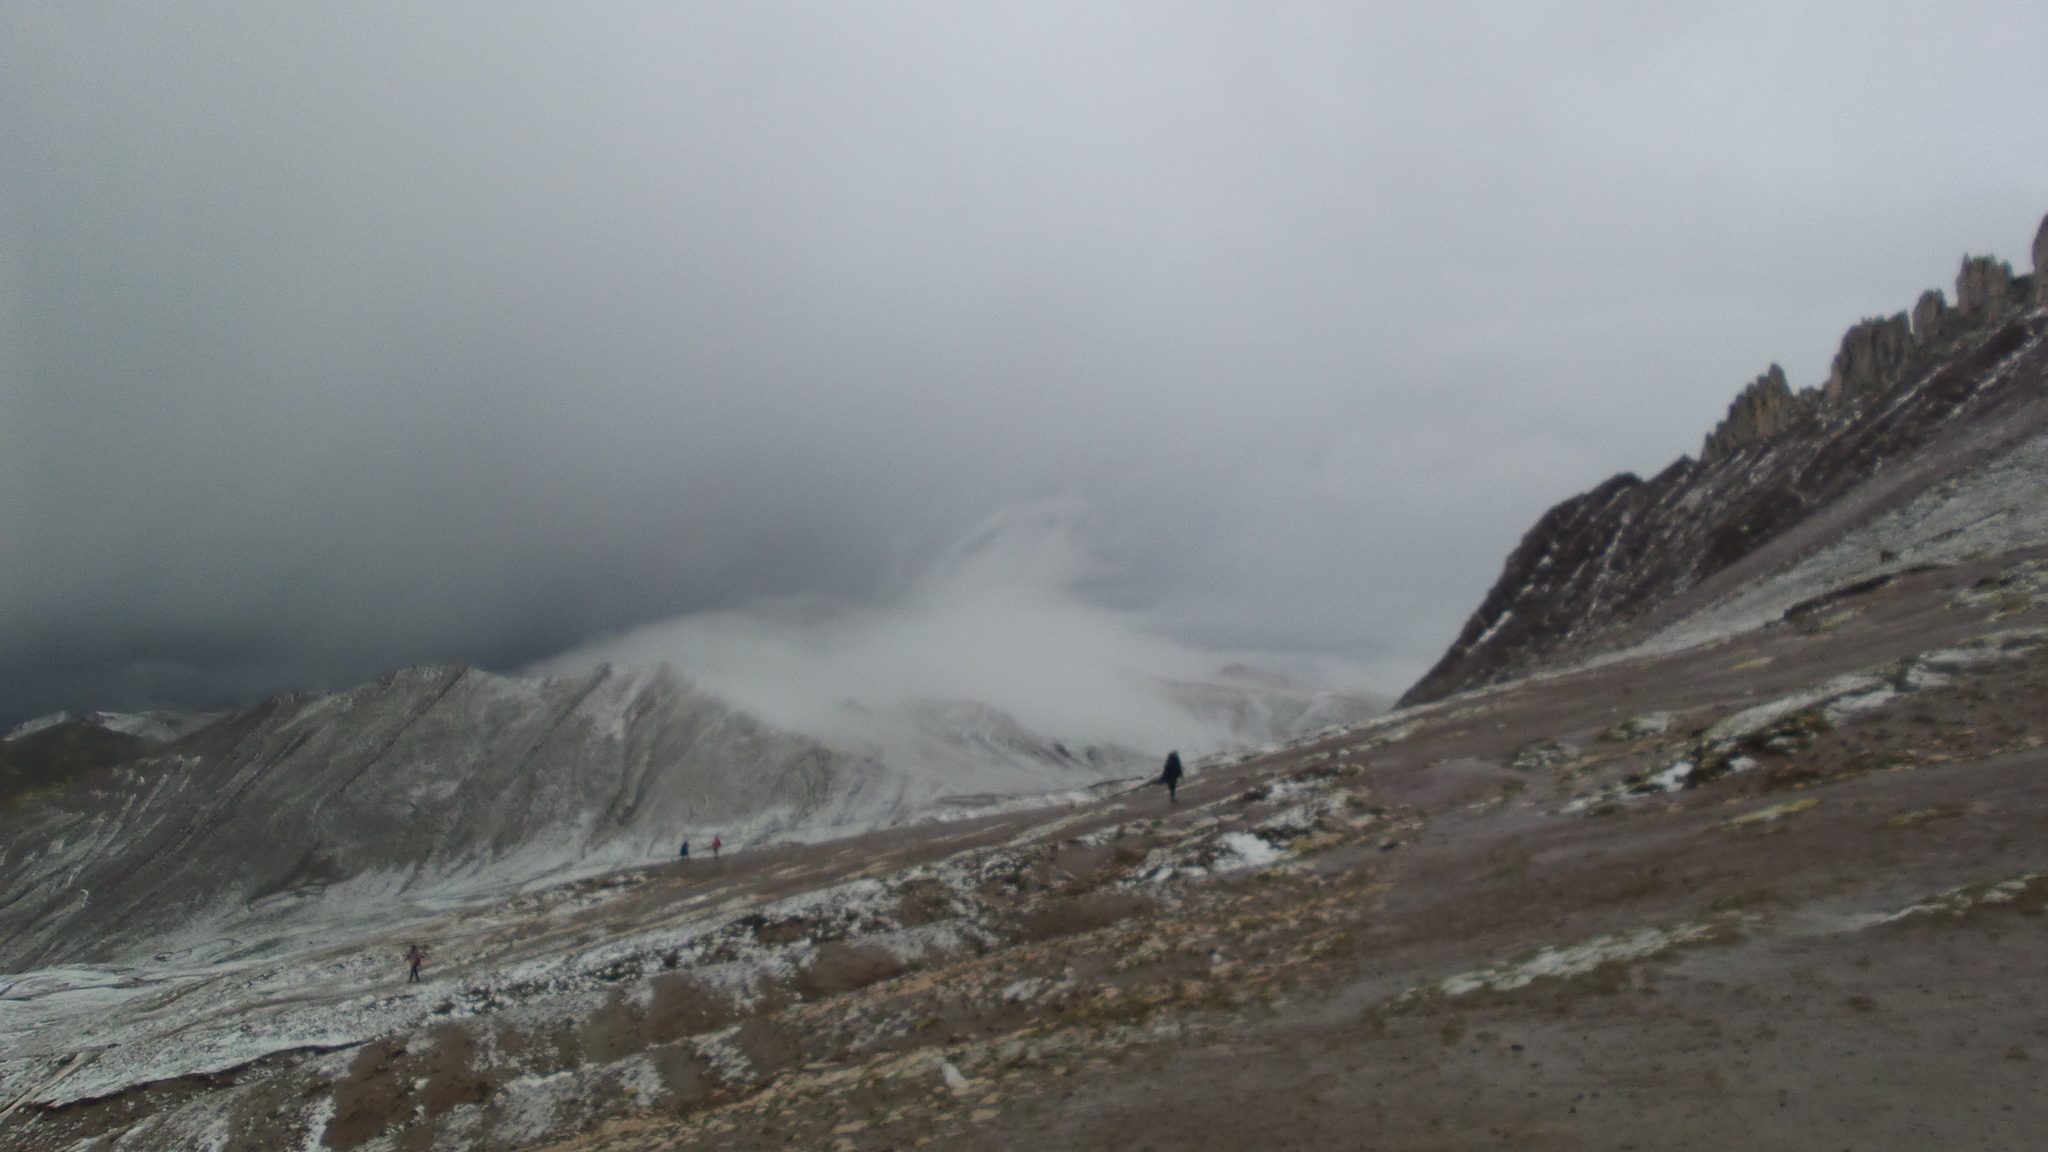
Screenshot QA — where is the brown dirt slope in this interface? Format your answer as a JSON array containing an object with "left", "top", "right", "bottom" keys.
[{"left": 14, "top": 544, "right": 2048, "bottom": 1150}]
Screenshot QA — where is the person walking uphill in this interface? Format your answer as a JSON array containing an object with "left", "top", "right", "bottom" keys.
[
  {"left": 405, "top": 943, "right": 425, "bottom": 984},
  {"left": 1161, "top": 750, "right": 1185, "bottom": 802}
]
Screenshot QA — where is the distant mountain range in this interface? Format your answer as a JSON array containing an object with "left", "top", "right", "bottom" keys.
[{"left": 0, "top": 661, "right": 1383, "bottom": 969}]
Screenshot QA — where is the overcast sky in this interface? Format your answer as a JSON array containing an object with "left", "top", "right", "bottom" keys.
[{"left": 3, "top": 1, "right": 2046, "bottom": 730}]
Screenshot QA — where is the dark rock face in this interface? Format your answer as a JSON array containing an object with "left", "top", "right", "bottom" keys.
[
  {"left": 2034, "top": 215, "right": 2048, "bottom": 303},
  {"left": 1402, "top": 217, "right": 2048, "bottom": 708},
  {"left": 1823, "top": 312, "right": 1914, "bottom": 404},
  {"left": 1957, "top": 254, "right": 2026, "bottom": 321},
  {"left": 1701, "top": 365, "right": 1812, "bottom": 461}
]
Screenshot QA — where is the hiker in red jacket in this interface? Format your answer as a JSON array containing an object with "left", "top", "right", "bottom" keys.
[
  {"left": 711, "top": 835, "right": 722, "bottom": 858},
  {"left": 405, "top": 943, "right": 425, "bottom": 983}
]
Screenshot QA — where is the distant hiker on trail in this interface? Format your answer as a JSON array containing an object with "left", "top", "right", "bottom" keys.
[
  {"left": 711, "top": 835, "right": 722, "bottom": 858},
  {"left": 405, "top": 943, "right": 425, "bottom": 984},
  {"left": 1161, "top": 750, "right": 1185, "bottom": 802},
  {"left": 678, "top": 839, "right": 690, "bottom": 861}
]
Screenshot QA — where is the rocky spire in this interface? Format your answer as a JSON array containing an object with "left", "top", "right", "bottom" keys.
[
  {"left": 1822, "top": 313, "right": 1912, "bottom": 405},
  {"left": 1911, "top": 289, "right": 1955, "bottom": 346},
  {"left": 1955, "top": 255, "right": 2023, "bottom": 322}
]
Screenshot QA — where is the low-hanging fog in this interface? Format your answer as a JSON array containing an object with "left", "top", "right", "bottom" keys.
[
  {"left": 4, "top": 2, "right": 2047, "bottom": 732},
  {"left": 530, "top": 497, "right": 1386, "bottom": 755}
]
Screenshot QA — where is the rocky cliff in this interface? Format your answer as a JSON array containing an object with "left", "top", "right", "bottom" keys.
[{"left": 1401, "top": 214, "right": 2048, "bottom": 707}]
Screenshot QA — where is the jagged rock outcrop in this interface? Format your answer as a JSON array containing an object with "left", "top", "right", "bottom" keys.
[
  {"left": 1957, "top": 254, "right": 2028, "bottom": 321},
  {"left": 1823, "top": 312, "right": 1913, "bottom": 404},
  {"left": 1701, "top": 365, "right": 1816, "bottom": 461},
  {"left": 1402, "top": 214, "right": 2048, "bottom": 707},
  {"left": 1912, "top": 288, "right": 1958, "bottom": 346}
]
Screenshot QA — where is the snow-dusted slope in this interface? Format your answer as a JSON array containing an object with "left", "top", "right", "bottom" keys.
[
  {"left": 1619, "top": 424, "right": 2048, "bottom": 662},
  {"left": 0, "top": 661, "right": 1377, "bottom": 972},
  {"left": 0, "top": 666, "right": 1029, "bottom": 969},
  {"left": 3, "top": 711, "right": 222, "bottom": 746}
]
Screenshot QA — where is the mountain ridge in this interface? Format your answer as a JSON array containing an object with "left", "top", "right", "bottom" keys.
[
  {"left": 0, "top": 658, "right": 1379, "bottom": 972},
  {"left": 1401, "top": 214, "right": 2048, "bottom": 706}
]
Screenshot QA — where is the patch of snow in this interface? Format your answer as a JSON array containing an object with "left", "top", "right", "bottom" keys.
[
  {"left": 1213, "top": 832, "right": 1282, "bottom": 871},
  {"left": 1614, "top": 711, "right": 1673, "bottom": 738},
  {"left": 609, "top": 1052, "right": 667, "bottom": 1107},
  {"left": 1723, "top": 798, "right": 1818, "bottom": 827},
  {"left": 296, "top": 1095, "right": 336, "bottom": 1152},
  {"left": 1704, "top": 674, "right": 1883, "bottom": 745},
  {"left": 1471, "top": 610, "right": 1514, "bottom": 648},
  {"left": 1904, "top": 664, "right": 1952, "bottom": 690},
  {"left": 1000, "top": 978, "right": 1044, "bottom": 1004},
  {"left": 689, "top": 1025, "right": 757, "bottom": 1086},
  {"left": 1822, "top": 689, "right": 1898, "bottom": 726},
  {"left": 491, "top": 1070, "right": 582, "bottom": 1147},
  {"left": 1428, "top": 923, "right": 1719, "bottom": 997},
  {"left": 3, "top": 712, "right": 70, "bottom": 741},
  {"left": 1640, "top": 759, "right": 1694, "bottom": 793},
  {"left": 1838, "top": 873, "right": 2044, "bottom": 931}
]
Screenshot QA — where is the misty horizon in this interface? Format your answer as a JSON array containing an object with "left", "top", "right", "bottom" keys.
[{"left": 5, "top": 3, "right": 2047, "bottom": 730}]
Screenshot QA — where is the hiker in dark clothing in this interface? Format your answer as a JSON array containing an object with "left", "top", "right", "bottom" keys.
[
  {"left": 1161, "top": 750, "right": 1185, "bottom": 802},
  {"left": 679, "top": 840, "right": 690, "bottom": 861},
  {"left": 711, "top": 835, "right": 722, "bottom": 858},
  {"left": 405, "top": 943, "right": 425, "bottom": 983}
]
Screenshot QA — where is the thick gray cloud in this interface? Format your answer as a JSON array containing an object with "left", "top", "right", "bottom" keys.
[{"left": 4, "top": 1, "right": 2047, "bottom": 726}]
